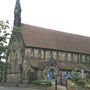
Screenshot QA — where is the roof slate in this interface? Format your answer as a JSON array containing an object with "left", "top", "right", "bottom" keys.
[
  {"left": 30, "top": 60, "right": 88, "bottom": 71},
  {"left": 21, "top": 24, "right": 90, "bottom": 54}
]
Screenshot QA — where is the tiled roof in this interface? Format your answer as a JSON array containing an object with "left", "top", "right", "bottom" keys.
[
  {"left": 57, "top": 61, "right": 86, "bottom": 71},
  {"left": 30, "top": 60, "right": 48, "bottom": 70},
  {"left": 21, "top": 24, "right": 90, "bottom": 54},
  {"left": 30, "top": 60, "right": 88, "bottom": 71}
]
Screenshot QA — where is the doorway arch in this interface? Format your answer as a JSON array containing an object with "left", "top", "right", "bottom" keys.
[{"left": 47, "top": 67, "right": 58, "bottom": 80}]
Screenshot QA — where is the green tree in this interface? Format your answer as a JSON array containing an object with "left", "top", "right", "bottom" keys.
[
  {"left": 0, "top": 20, "right": 10, "bottom": 60},
  {"left": 0, "top": 20, "right": 10, "bottom": 82}
]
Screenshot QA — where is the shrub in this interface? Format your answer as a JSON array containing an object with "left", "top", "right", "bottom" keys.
[
  {"left": 76, "top": 80, "right": 87, "bottom": 87},
  {"left": 31, "top": 80, "right": 51, "bottom": 86},
  {"left": 87, "top": 80, "right": 90, "bottom": 84},
  {"left": 84, "top": 80, "right": 90, "bottom": 89},
  {"left": 85, "top": 84, "right": 90, "bottom": 89}
]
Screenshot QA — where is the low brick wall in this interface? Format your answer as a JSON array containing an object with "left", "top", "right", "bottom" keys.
[
  {"left": 67, "top": 85, "right": 77, "bottom": 90},
  {"left": 51, "top": 81, "right": 67, "bottom": 90},
  {"left": 67, "top": 85, "right": 89, "bottom": 90},
  {"left": 51, "top": 81, "right": 56, "bottom": 90}
]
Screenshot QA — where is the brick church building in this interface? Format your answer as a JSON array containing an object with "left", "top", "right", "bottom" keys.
[{"left": 7, "top": 0, "right": 90, "bottom": 83}]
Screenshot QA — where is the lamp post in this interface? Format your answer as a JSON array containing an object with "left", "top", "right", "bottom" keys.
[{"left": 55, "top": 74, "right": 58, "bottom": 90}]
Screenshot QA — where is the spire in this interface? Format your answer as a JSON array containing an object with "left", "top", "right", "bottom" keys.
[{"left": 14, "top": 0, "right": 21, "bottom": 27}]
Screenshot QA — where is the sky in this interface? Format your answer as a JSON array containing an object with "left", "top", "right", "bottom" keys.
[{"left": 0, "top": 0, "right": 90, "bottom": 36}]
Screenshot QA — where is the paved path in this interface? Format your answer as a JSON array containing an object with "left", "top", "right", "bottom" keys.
[
  {"left": 0, "top": 86, "right": 44, "bottom": 90},
  {"left": 57, "top": 85, "right": 66, "bottom": 90}
]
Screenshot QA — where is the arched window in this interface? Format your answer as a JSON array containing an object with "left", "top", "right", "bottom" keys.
[
  {"left": 75, "top": 54, "right": 78, "bottom": 63},
  {"left": 80, "top": 55, "right": 82, "bottom": 63},
  {"left": 73, "top": 53, "right": 78, "bottom": 63},
  {"left": 41, "top": 50, "right": 44, "bottom": 59},
  {"left": 89, "top": 56, "right": 90, "bottom": 64},
  {"left": 11, "top": 52, "right": 16, "bottom": 72},
  {"left": 53, "top": 51, "right": 56, "bottom": 60},
  {"left": 64, "top": 52, "right": 68, "bottom": 61},
  {"left": 68, "top": 53, "right": 71, "bottom": 62},
  {"left": 56, "top": 52, "right": 59, "bottom": 60},
  {"left": 71, "top": 53, "right": 73, "bottom": 62},
  {"left": 25, "top": 49, "right": 30, "bottom": 59},
  {"left": 82, "top": 55, "right": 86, "bottom": 64},
  {"left": 38, "top": 49, "right": 42, "bottom": 59},
  {"left": 60, "top": 52, "right": 63, "bottom": 61},
  {"left": 59, "top": 52, "right": 62, "bottom": 61},
  {"left": 77, "top": 54, "right": 80, "bottom": 63},
  {"left": 50, "top": 51, "right": 53, "bottom": 59},
  {"left": 87, "top": 55, "right": 90, "bottom": 64},
  {"left": 34, "top": 49, "right": 38, "bottom": 59},
  {"left": 30, "top": 48, "right": 34, "bottom": 58},
  {"left": 45, "top": 50, "right": 50, "bottom": 59},
  {"left": 60, "top": 52, "right": 65, "bottom": 61},
  {"left": 85, "top": 55, "right": 88, "bottom": 64},
  {"left": 15, "top": 52, "right": 18, "bottom": 72}
]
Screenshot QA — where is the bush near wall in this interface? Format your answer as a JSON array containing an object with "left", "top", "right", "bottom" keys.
[
  {"left": 73, "top": 79, "right": 90, "bottom": 89},
  {"left": 31, "top": 80, "right": 51, "bottom": 86},
  {"left": 76, "top": 80, "right": 87, "bottom": 87},
  {"left": 84, "top": 80, "right": 90, "bottom": 89}
]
